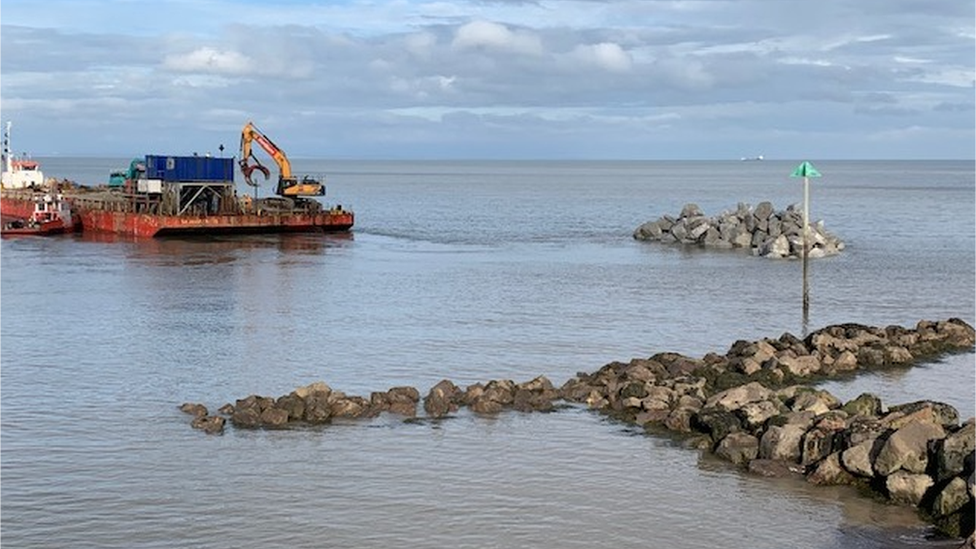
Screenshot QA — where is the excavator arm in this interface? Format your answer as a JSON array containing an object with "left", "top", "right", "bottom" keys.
[{"left": 238, "top": 121, "right": 324, "bottom": 197}]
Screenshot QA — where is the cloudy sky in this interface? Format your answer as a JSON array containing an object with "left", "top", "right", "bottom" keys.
[{"left": 1, "top": 0, "right": 973, "bottom": 159}]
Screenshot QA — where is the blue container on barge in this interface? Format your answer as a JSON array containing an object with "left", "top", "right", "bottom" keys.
[{"left": 144, "top": 155, "right": 235, "bottom": 182}]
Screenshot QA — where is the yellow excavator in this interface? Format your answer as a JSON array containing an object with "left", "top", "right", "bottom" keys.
[{"left": 238, "top": 121, "right": 325, "bottom": 197}]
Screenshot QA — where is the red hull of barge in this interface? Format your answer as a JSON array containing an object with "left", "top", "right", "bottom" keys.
[
  {"left": 2, "top": 193, "right": 353, "bottom": 237},
  {"left": 78, "top": 209, "right": 353, "bottom": 238}
]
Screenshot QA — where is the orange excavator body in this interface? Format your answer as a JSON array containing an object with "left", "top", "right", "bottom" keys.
[{"left": 239, "top": 121, "right": 325, "bottom": 197}]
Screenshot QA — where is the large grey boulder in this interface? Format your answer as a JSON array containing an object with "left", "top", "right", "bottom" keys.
[
  {"left": 704, "top": 381, "right": 774, "bottom": 412},
  {"left": 759, "top": 423, "right": 807, "bottom": 462},
  {"left": 841, "top": 439, "right": 879, "bottom": 477},
  {"left": 874, "top": 420, "right": 947, "bottom": 476}
]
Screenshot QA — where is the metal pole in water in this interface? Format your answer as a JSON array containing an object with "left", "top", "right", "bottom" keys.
[
  {"left": 791, "top": 161, "right": 821, "bottom": 337},
  {"left": 802, "top": 175, "right": 810, "bottom": 336}
]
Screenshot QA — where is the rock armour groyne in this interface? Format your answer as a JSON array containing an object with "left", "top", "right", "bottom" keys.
[
  {"left": 181, "top": 318, "right": 975, "bottom": 540},
  {"left": 633, "top": 202, "right": 845, "bottom": 259}
]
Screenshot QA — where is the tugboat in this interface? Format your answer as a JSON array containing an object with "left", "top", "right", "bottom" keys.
[{"left": 2, "top": 191, "right": 78, "bottom": 236}]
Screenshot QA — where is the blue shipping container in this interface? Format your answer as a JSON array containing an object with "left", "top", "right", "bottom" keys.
[{"left": 144, "top": 155, "right": 235, "bottom": 182}]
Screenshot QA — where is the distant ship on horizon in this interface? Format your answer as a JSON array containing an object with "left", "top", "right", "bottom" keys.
[{"left": 740, "top": 154, "right": 764, "bottom": 161}]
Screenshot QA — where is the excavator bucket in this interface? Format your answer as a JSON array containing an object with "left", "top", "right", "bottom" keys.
[{"left": 239, "top": 158, "right": 271, "bottom": 187}]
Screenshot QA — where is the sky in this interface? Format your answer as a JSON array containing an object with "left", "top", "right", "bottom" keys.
[{"left": 1, "top": 0, "right": 974, "bottom": 159}]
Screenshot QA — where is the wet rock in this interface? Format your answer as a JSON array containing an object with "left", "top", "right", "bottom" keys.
[
  {"left": 470, "top": 397, "right": 504, "bottom": 414},
  {"left": 842, "top": 393, "right": 883, "bottom": 418},
  {"left": 664, "top": 408, "right": 696, "bottom": 432},
  {"left": 387, "top": 386, "right": 421, "bottom": 417},
  {"left": 931, "top": 476, "right": 971, "bottom": 517},
  {"left": 969, "top": 470, "right": 975, "bottom": 499},
  {"left": 259, "top": 407, "right": 289, "bottom": 427},
  {"left": 694, "top": 408, "right": 743, "bottom": 445},
  {"left": 276, "top": 394, "right": 306, "bottom": 421},
  {"left": 807, "top": 452, "right": 856, "bottom": 486},
  {"left": 933, "top": 499, "right": 976, "bottom": 541},
  {"left": 424, "top": 379, "right": 462, "bottom": 418},
  {"left": 236, "top": 394, "right": 275, "bottom": 415},
  {"left": 802, "top": 427, "right": 839, "bottom": 466},
  {"left": 759, "top": 424, "right": 806, "bottom": 462},
  {"left": 513, "top": 376, "right": 559, "bottom": 412},
  {"left": 179, "top": 402, "right": 208, "bottom": 418},
  {"left": 636, "top": 408, "right": 671, "bottom": 426},
  {"left": 191, "top": 415, "right": 225, "bottom": 434},
  {"left": 230, "top": 407, "right": 261, "bottom": 428},
  {"left": 559, "top": 376, "right": 597, "bottom": 403},
  {"left": 932, "top": 420, "right": 976, "bottom": 482},
  {"left": 886, "top": 471, "right": 934, "bottom": 506},
  {"left": 304, "top": 392, "right": 333, "bottom": 423},
  {"left": 829, "top": 350, "right": 858, "bottom": 372},
  {"left": 786, "top": 388, "right": 840, "bottom": 415},
  {"left": 737, "top": 400, "right": 784, "bottom": 430},
  {"left": 464, "top": 379, "right": 517, "bottom": 414},
  {"left": 715, "top": 432, "right": 760, "bottom": 466},
  {"left": 651, "top": 352, "right": 704, "bottom": 377},
  {"left": 842, "top": 416, "right": 888, "bottom": 447},
  {"left": 330, "top": 396, "right": 371, "bottom": 419}
]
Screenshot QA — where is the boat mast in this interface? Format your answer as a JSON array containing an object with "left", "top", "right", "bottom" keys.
[{"left": 3, "top": 122, "right": 11, "bottom": 174}]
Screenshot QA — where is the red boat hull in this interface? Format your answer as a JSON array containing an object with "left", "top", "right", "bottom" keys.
[
  {"left": 78, "top": 209, "right": 353, "bottom": 237},
  {"left": 1, "top": 218, "right": 70, "bottom": 237},
  {"left": 2, "top": 192, "right": 353, "bottom": 238}
]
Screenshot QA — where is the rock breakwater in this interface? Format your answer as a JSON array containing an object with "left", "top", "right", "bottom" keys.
[
  {"left": 181, "top": 318, "right": 975, "bottom": 539},
  {"left": 633, "top": 202, "right": 844, "bottom": 259}
]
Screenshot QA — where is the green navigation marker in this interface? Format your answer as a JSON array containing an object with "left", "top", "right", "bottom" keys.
[{"left": 791, "top": 161, "right": 821, "bottom": 178}]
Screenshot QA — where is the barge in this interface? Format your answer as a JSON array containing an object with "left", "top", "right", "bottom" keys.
[
  {"left": 1, "top": 121, "right": 354, "bottom": 238},
  {"left": 0, "top": 157, "right": 355, "bottom": 238}
]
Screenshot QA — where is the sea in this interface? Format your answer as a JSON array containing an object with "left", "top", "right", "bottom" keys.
[{"left": 2, "top": 158, "right": 974, "bottom": 549}]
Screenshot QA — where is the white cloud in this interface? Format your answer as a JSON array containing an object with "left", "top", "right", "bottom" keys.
[
  {"left": 162, "top": 47, "right": 254, "bottom": 75},
  {"left": 572, "top": 42, "right": 633, "bottom": 73},
  {"left": 405, "top": 32, "right": 438, "bottom": 59},
  {"left": 452, "top": 20, "right": 544, "bottom": 56}
]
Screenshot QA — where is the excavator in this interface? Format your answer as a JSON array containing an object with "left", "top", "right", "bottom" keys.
[{"left": 238, "top": 121, "right": 325, "bottom": 197}]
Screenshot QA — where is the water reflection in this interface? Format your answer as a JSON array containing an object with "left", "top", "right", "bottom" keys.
[{"left": 76, "top": 231, "right": 354, "bottom": 265}]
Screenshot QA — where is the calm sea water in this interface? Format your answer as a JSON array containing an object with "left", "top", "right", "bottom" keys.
[{"left": 2, "top": 159, "right": 974, "bottom": 548}]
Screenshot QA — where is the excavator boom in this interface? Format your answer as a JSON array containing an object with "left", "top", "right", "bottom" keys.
[{"left": 238, "top": 121, "right": 324, "bottom": 197}]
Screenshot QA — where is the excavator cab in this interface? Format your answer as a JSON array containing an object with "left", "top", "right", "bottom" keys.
[{"left": 278, "top": 175, "right": 325, "bottom": 197}]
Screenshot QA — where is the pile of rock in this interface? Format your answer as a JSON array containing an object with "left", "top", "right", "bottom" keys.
[
  {"left": 181, "top": 376, "right": 562, "bottom": 434},
  {"left": 633, "top": 202, "right": 844, "bottom": 259},
  {"left": 179, "top": 318, "right": 975, "bottom": 539},
  {"left": 555, "top": 318, "right": 975, "bottom": 539}
]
